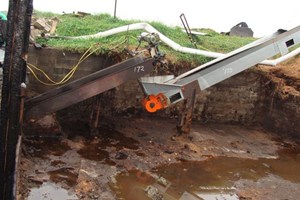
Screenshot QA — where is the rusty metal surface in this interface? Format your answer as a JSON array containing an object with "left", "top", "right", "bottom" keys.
[{"left": 25, "top": 56, "right": 155, "bottom": 119}]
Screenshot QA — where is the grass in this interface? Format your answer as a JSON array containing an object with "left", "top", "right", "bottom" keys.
[{"left": 34, "top": 11, "right": 256, "bottom": 66}]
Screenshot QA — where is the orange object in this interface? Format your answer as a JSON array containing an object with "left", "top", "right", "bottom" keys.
[{"left": 142, "top": 93, "right": 169, "bottom": 113}]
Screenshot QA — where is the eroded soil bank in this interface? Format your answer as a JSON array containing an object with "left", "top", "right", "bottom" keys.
[
  {"left": 27, "top": 48, "right": 300, "bottom": 138},
  {"left": 18, "top": 52, "right": 300, "bottom": 200},
  {"left": 256, "top": 55, "right": 300, "bottom": 137}
]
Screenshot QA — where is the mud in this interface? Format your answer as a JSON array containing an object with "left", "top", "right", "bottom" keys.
[
  {"left": 18, "top": 115, "right": 300, "bottom": 200},
  {"left": 16, "top": 52, "right": 300, "bottom": 200},
  {"left": 113, "top": 147, "right": 300, "bottom": 200}
]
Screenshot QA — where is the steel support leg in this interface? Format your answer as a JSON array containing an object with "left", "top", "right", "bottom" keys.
[{"left": 177, "top": 89, "right": 196, "bottom": 134}]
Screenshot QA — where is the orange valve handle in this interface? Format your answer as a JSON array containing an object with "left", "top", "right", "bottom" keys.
[{"left": 142, "top": 93, "right": 169, "bottom": 113}]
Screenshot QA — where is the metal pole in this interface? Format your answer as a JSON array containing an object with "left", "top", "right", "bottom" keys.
[
  {"left": 114, "top": 0, "right": 117, "bottom": 18},
  {"left": 180, "top": 13, "right": 197, "bottom": 49}
]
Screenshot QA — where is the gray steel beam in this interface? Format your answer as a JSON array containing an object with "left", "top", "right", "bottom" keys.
[
  {"left": 140, "top": 26, "right": 300, "bottom": 106},
  {"left": 177, "top": 26, "right": 300, "bottom": 90}
]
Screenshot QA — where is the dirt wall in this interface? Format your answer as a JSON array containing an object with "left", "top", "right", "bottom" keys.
[
  {"left": 113, "top": 70, "right": 263, "bottom": 126},
  {"left": 27, "top": 48, "right": 300, "bottom": 137},
  {"left": 259, "top": 71, "right": 300, "bottom": 138}
]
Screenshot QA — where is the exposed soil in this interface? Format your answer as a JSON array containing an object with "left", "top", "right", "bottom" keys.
[
  {"left": 253, "top": 55, "right": 300, "bottom": 138},
  {"left": 257, "top": 54, "right": 300, "bottom": 96},
  {"left": 17, "top": 55, "right": 300, "bottom": 200},
  {"left": 18, "top": 113, "right": 300, "bottom": 200}
]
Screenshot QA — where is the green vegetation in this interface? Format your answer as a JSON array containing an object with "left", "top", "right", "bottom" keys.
[{"left": 35, "top": 11, "right": 256, "bottom": 65}]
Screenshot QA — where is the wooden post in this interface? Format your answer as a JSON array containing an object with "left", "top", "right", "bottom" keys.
[
  {"left": 93, "top": 99, "right": 101, "bottom": 129},
  {"left": 0, "top": 0, "right": 33, "bottom": 199}
]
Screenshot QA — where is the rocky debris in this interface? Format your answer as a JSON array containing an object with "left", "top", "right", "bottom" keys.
[
  {"left": 229, "top": 22, "right": 254, "bottom": 37},
  {"left": 23, "top": 114, "right": 62, "bottom": 136},
  {"left": 36, "top": 114, "right": 58, "bottom": 128},
  {"left": 145, "top": 185, "right": 163, "bottom": 200},
  {"left": 76, "top": 160, "right": 117, "bottom": 200},
  {"left": 221, "top": 22, "right": 254, "bottom": 37},
  {"left": 115, "top": 151, "right": 128, "bottom": 160},
  {"left": 62, "top": 11, "right": 91, "bottom": 17},
  {"left": 30, "top": 16, "right": 59, "bottom": 47},
  {"left": 236, "top": 175, "right": 300, "bottom": 200},
  {"left": 33, "top": 18, "right": 51, "bottom": 32}
]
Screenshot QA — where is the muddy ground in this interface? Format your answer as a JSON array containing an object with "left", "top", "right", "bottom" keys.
[
  {"left": 17, "top": 55, "right": 300, "bottom": 200},
  {"left": 18, "top": 112, "right": 300, "bottom": 200}
]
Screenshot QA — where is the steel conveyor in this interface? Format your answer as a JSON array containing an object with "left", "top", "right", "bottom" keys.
[
  {"left": 140, "top": 26, "right": 300, "bottom": 112},
  {"left": 25, "top": 55, "right": 155, "bottom": 119}
]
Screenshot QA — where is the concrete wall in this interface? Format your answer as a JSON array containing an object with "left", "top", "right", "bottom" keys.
[{"left": 27, "top": 46, "right": 115, "bottom": 94}]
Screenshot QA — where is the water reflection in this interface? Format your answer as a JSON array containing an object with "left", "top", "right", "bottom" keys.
[{"left": 28, "top": 182, "right": 78, "bottom": 200}]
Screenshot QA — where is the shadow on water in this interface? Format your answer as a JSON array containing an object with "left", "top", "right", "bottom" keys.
[
  {"left": 23, "top": 138, "right": 71, "bottom": 159},
  {"left": 77, "top": 141, "right": 116, "bottom": 165},
  {"left": 112, "top": 146, "right": 300, "bottom": 200},
  {"left": 95, "top": 125, "right": 140, "bottom": 150},
  {"left": 76, "top": 126, "right": 139, "bottom": 164}
]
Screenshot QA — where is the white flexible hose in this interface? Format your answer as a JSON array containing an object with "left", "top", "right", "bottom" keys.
[
  {"left": 64, "top": 22, "right": 299, "bottom": 66},
  {"left": 65, "top": 22, "right": 223, "bottom": 58},
  {"left": 260, "top": 47, "right": 300, "bottom": 65}
]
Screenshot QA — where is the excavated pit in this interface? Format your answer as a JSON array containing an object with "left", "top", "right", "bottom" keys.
[{"left": 17, "top": 49, "right": 300, "bottom": 200}]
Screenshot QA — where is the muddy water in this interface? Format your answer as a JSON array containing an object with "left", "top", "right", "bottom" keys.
[
  {"left": 27, "top": 182, "right": 78, "bottom": 200},
  {"left": 48, "top": 168, "right": 78, "bottom": 187},
  {"left": 23, "top": 138, "right": 71, "bottom": 159},
  {"left": 24, "top": 125, "right": 300, "bottom": 200},
  {"left": 112, "top": 146, "right": 300, "bottom": 200},
  {"left": 25, "top": 126, "right": 139, "bottom": 199}
]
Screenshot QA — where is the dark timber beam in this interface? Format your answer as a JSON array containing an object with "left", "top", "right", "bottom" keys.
[{"left": 0, "top": 0, "right": 33, "bottom": 199}]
